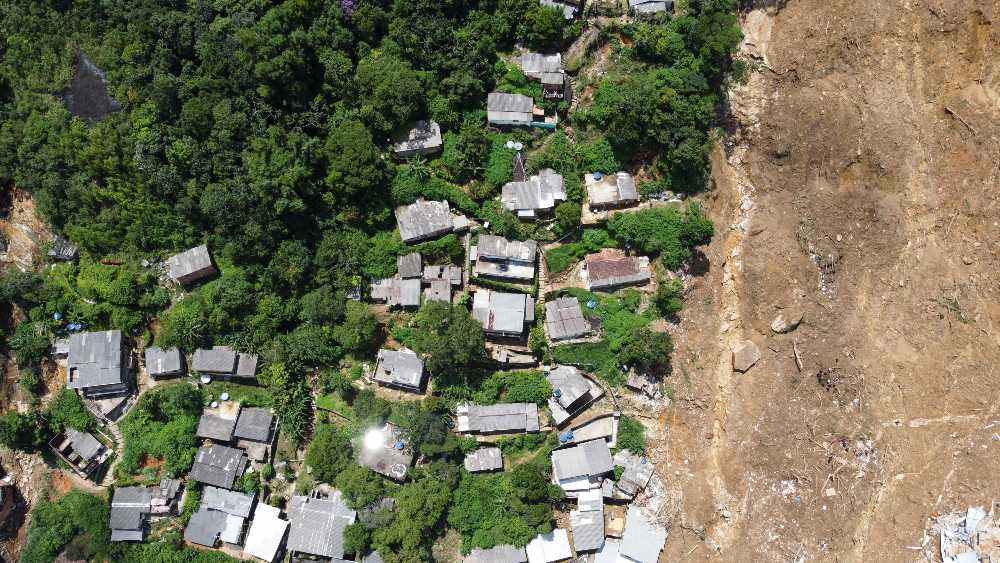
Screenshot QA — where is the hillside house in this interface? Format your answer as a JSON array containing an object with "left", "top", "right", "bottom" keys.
[
  {"left": 474, "top": 235, "right": 538, "bottom": 282},
  {"left": 49, "top": 428, "right": 111, "bottom": 479},
  {"left": 526, "top": 528, "right": 573, "bottom": 563},
  {"left": 545, "top": 365, "right": 604, "bottom": 426},
  {"left": 48, "top": 236, "right": 78, "bottom": 261},
  {"left": 358, "top": 424, "right": 414, "bottom": 481},
  {"left": 395, "top": 200, "right": 458, "bottom": 243},
  {"left": 457, "top": 402, "right": 540, "bottom": 435},
  {"left": 539, "top": 0, "right": 583, "bottom": 19},
  {"left": 166, "top": 245, "right": 217, "bottom": 286},
  {"left": 629, "top": 0, "right": 673, "bottom": 15},
  {"left": 184, "top": 486, "right": 256, "bottom": 548},
  {"left": 519, "top": 53, "right": 570, "bottom": 99},
  {"left": 585, "top": 172, "right": 638, "bottom": 210},
  {"left": 501, "top": 168, "right": 567, "bottom": 218},
  {"left": 422, "top": 264, "right": 462, "bottom": 303},
  {"left": 286, "top": 492, "right": 356, "bottom": 561},
  {"left": 465, "top": 545, "right": 528, "bottom": 563},
  {"left": 110, "top": 480, "right": 182, "bottom": 542},
  {"left": 487, "top": 92, "right": 546, "bottom": 127},
  {"left": 464, "top": 447, "right": 504, "bottom": 473},
  {"left": 189, "top": 444, "right": 248, "bottom": 490},
  {"left": 619, "top": 506, "right": 667, "bottom": 563},
  {"left": 393, "top": 120, "right": 442, "bottom": 158},
  {"left": 472, "top": 290, "right": 535, "bottom": 338},
  {"left": 584, "top": 249, "right": 651, "bottom": 291},
  {"left": 570, "top": 489, "right": 605, "bottom": 553},
  {"left": 144, "top": 346, "right": 183, "bottom": 379},
  {"left": 551, "top": 439, "right": 614, "bottom": 492},
  {"left": 397, "top": 252, "right": 423, "bottom": 279},
  {"left": 544, "top": 297, "right": 592, "bottom": 342},
  {"left": 372, "top": 348, "right": 425, "bottom": 393},
  {"left": 370, "top": 276, "right": 422, "bottom": 308},
  {"left": 197, "top": 412, "right": 237, "bottom": 443},
  {"left": 66, "top": 330, "right": 131, "bottom": 399},
  {"left": 234, "top": 407, "right": 277, "bottom": 462},
  {"left": 243, "top": 503, "right": 289, "bottom": 563},
  {"left": 192, "top": 346, "right": 258, "bottom": 381},
  {"left": 605, "top": 450, "right": 655, "bottom": 501}
]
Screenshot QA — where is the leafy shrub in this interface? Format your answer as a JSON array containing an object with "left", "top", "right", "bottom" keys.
[
  {"left": 118, "top": 383, "right": 202, "bottom": 478},
  {"left": 473, "top": 370, "right": 552, "bottom": 405},
  {"left": 606, "top": 204, "right": 713, "bottom": 269},
  {"left": 544, "top": 229, "right": 614, "bottom": 275},
  {"left": 617, "top": 415, "right": 647, "bottom": 454},
  {"left": 654, "top": 277, "right": 684, "bottom": 318},
  {"left": 22, "top": 491, "right": 110, "bottom": 563},
  {"left": 47, "top": 387, "right": 97, "bottom": 433}
]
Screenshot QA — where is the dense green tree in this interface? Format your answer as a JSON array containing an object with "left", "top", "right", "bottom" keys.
[
  {"left": 336, "top": 465, "right": 386, "bottom": 510},
  {"left": 617, "top": 326, "right": 673, "bottom": 373},
  {"left": 654, "top": 277, "right": 685, "bottom": 318},
  {"left": 409, "top": 301, "right": 484, "bottom": 375},
  {"left": 0, "top": 411, "right": 46, "bottom": 452},
  {"left": 305, "top": 423, "right": 353, "bottom": 483},
  {"left": 332, "top": 301, "right": 378, "bottom": 355},
  {"left": 22, "top": 490, "right": 110, "bottom": 563}
]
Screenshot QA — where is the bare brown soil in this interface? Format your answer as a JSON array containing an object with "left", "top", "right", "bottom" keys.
[{"left": 653, "top": 1, "right": 1000, "bottom": 561}]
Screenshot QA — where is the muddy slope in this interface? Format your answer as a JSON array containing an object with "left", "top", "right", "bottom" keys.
[{"left": 661, "top": 1, "right": 999, "bottom": 561}]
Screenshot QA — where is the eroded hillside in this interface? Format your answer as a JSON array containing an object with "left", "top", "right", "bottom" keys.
[{"left": 659, "top": 1, "right": 999, "bottom": 560}]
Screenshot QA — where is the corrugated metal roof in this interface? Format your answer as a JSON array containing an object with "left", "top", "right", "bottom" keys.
[
  {"left": 520, "top": 53, "right": 562, "bottom": 75},
  {"left": 620, "top": 506, "right": 667, "bottom": 563},
  {"left": 488, "top": 92, "right": 533, "bottom": 113},
  {"left": 66, "top": 428, "right": 103, "bottom": 461},
  {"left": 393, "top": 120, "right": 442, "bottom": 155},
  {"left": 585, "top": 249, "right": 651, "bottom": 290},
  {"left": 593, "top": 539, "right": 621, "bottom": 563},
  {"left": 465, "top": 544, "right": 528, "bottom": 563},
  {"left": 570, "top": 489, "right": 605, "bottom": 552},
  {"left": 189, "top": 445, "right": 247, "bottom": 489},
  {"left": 67, "top": 330, "right": 125, "bottom": 389},
  {"left": 397, "top": 252, "right": 423, "bottom": 278},
  {"left": 546, "top": 365, "right": 591, "bottom": 410},
  {"left": 544, "top": 297, "right": 591, "bottom": 341},
  {"left": 234, "top": 407, "right": 274, "bottom": 443},
  {"left": 472, "top": 290, "right": 531, "bottom": 335},
  {"left": 197, "top": 413, "right": 236, "bottom": 442},
  {"left": 501, "top": 169, "right": 565, "bottom": 213},
  {"left": 457, "top": 402, "right": 540, "bottom": 434},
  {"left": 373, "top": 349, "right": 425, "bottom": 389},
  {"left": 477, "top": 235, "right": 538, "bottom": 262},
  {"left": 395, "top": 200, "right": 453, "bottom": 243},
  {"left": 202, "top": 486, "right": 255, "bottom": 518},
  {"left": 144, "top": 346, "right": 182, "bottom": 377},
  {"left": 424, "top": 279, "right": 452, "bottom": 303},
  {"left": 235, "top": 353, "right": 258, "bottom": 379},
  {"left": 464, "top": 447, "right": 504, "bottom": 472},
  {"left": 287, "top": 493, "right": 356, "bottom": 559},
  {"left": 166, "top": 245, "right": 216, "bottom": 283},
  {"left": 244, "top": 503, "right": 288, "bottom": 562},
  {"left": 184, "top": 507, "right": 227, "bottom": 547},
  {"left": 192, "top": 346, "right": 237, "bottom": 374},
  {"left": 526, "top": 529, "right": 572, "bottom": 563},
  {"left": 551, "top": 439, "right": 614, "bottom": 483},
  {"left": 630, "top": 0, "right": 672, "bottom": 12}
]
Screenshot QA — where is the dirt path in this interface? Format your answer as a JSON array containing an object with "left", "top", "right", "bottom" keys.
[{"left": 655, "top": 2, "right": 1000, "bottom": 561}]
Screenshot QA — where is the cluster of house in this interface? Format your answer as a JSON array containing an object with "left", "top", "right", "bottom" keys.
[
  {"left": 540, "top": 0, "right": 674, "bottom": 19},
  {"left": 454, "top": 363, "right": 665, "bottom": 563}
]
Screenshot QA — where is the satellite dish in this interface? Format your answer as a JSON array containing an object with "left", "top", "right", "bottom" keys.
[
  {"left": 513, "top": 142, "right": 524, "bottom": 151},
  {"left": 505, "top": 140, "right": 516, "bottom": 149},
  {"left": 390, "top": 464, "right": 408, "bottom": 479},
  {"left": 200, "top": 375, "right": 212, "bottom": 384},
  {"left": 220, "top": 392, "right": 230, "bottom": 401},
  {"left": 210, "top": 401, "right": 219, "bottom": 408}
]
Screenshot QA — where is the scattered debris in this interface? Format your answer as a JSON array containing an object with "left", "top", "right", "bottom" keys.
[{"left": 924, "top": 503, "right": 1000, "bottom": 562}]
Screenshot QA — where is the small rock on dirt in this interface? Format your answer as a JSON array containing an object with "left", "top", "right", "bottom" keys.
[
  {"left": 770, "top": 310, "right": 804, "bottom": 333},
  {"left": 962, "top": 256, "right": 973, "bottom": 265},
  {"left": 732, "top": 340, "right": 761, "bottom": 373}
]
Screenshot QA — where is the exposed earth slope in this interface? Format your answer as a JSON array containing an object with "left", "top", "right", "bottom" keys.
[{"left": 661, "top": 1, "right": 999, "bottom": 560}]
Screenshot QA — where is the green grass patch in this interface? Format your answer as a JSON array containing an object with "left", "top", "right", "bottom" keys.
[
  {"left": 204, "top": 381, "right": 272, "bottom": 407},
  {"left": 616, "top": 415, "right": 647, "bottom": 454},
  {"left": 316, "top": 392, "right": 355, "bottom": 420},
  {"left": 544, "top": 229, "right": 615, "bottom": 275}
]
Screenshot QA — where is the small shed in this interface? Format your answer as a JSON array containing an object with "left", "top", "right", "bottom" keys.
[
  {"left": 372, "top": 348, "right": 425, "bottom": 392},
  {"left": 166, "top": 245, "right": 217, "bottom": 285},
  {"left": 487, "top": 92, "right": 535, "bottom": 127},
  {"left": 464, "top": 447, "right": 504, "bottom": 473},
  {"left": 144, "top": 346, "right": 184, "bottom": 379},
  {"left": 544, "top": 297, "right": 591, "bottom": 342},
  {"left": 393, "top": 120, "right": 443, "bottom": 158},
  {"left": 48, "top": 236, "right": 78, "bottom": 261},
  {"left": 397, "top": 253, "right": 423, "bottom": 279}
]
